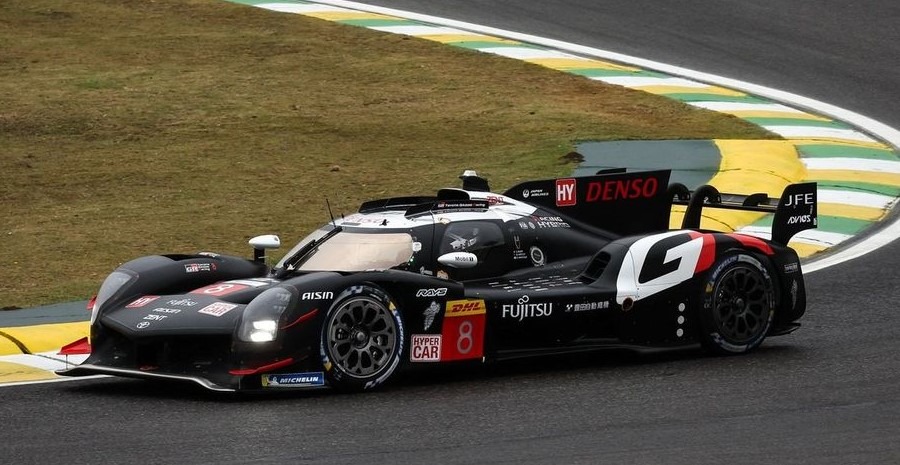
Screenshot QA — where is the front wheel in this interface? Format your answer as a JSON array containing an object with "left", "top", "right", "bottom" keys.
[
  {"left": 320, "top": 285, "right": 405, "bottom": 392},
  {"left": 699, "top": 253, "right": 775, "bottom": 355}
]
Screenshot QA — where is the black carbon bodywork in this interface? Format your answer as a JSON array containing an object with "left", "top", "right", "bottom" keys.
[{"left": 60, "top": 169, "right": 814, "bottom": 391}]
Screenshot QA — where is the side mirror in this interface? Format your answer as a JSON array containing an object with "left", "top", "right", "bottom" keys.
[
  {"left": 249, "top": 235, "right": 280, "bottom": 263},
  {"left": 437, "top": 252, "right": 478, "bottom": 269}
]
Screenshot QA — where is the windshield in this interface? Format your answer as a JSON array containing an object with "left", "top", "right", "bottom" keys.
[{"left": 277, "top": 229, "right": 415, "bottom": 272}]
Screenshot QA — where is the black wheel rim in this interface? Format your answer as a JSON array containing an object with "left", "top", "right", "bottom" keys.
[
  {"left": 712, "top": 265, "right": 770, "bottom": 344},
  {"left": 325, "top": 296, "right": 397, "bottom": 378}
]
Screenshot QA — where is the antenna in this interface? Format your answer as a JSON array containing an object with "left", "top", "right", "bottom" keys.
[{"left": 325, "top": 198, "right": 336, "bottom": 227}]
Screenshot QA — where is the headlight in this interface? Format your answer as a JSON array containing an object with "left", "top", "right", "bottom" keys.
[
  {"left": 237, "top": 287, "right": 295, "bottom": 343},
  {"left": 248, "top": 320, "right": 278, "bottom": 342},
  {"left": 91, "top": 270, "right": 136, "bottom": 324}
]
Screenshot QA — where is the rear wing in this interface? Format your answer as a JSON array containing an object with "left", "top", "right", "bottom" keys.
[
  {"left": 504, "top": 169, "right": 817, "bottom": 245},
  {"left": 673, "top": 181, "right": 817, "bottom": 245}
]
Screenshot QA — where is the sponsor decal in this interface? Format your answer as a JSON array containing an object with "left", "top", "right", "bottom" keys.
[
  {"left": 198, "top": 302, "right": 238, "bottom": 317},
  {"left": 529, "top": 246, "right": 546, "bottom": 266},
  {"left": 126, "top": 296, "right": 160, "bottom": 308},
  {"left": 143, "top": 314, "right": 167, "bottom": 321},
  {"left": 301, "top": 291, "right": 334, "bottom": 300},
  {"left": 784, "top": 262, "right": 799, "bottom": 274},
  {"left": 565, "top": 301, "right": 610, "bottom": 312},
  {"left": 262, "top": 372, "right": 325, "bottom": 388},
  {"left": 440, "top": 305, "right": 485, "bottom": 362},
  {"left": 197, "top": 252, "right": 220, "bottom": 258},
  {"left": 167, "top": 299, "right": 197, "bottom": 307},
  {"left": 523, "top": 188, "right": 550, "bottom": 199},
  {"left": 513, "top": 235, "right": 528, "bottom": 260},
  {"left": 433, "top": 200, "right": 489, "bottom": 213},
  {"left": 556, "top": 178, "right": 577, "bottom": 206},
  {"left": 485, "top": 195, "right": 508, "bottom": 206},
  {"left": 152, "top": 307, "right": 182, "bottom": 314},
  {"left": 787, "top": 214, "right": 813, "bottom": 224},
  {"left": 410, "top": 334, "right": 442, "bottom": 362},
  {"left": 502, "top": 295, "right": 553, "bottom": 321},
  {"left": 450, "top": 235, "right": 477, "bottom": 251},
  {"left": 445, "top": 299, "right": 486, "bottom": 317},
  {"left": 190, "top": 283, "right": 249, "bottom": 296},
  {"left": 423, "top": 301, "right": 440, "bottom": 330},
  {"left": 533, "top": 215, "right": 570, "bottom": 229},
  {"left": 586, "top": 177, "right": 658, "bottom": 202},
  {"left": 184, "top": 263, "right": 215, "bottom": 273},
  {"left": 416, "top": 288, "right": 448, "bottom": 298},
  {"left": 136, "top": 321, "right": 150, "bottom": 329},
  {"left": 341, "top": 214, "right": 394, "bottom": 225},
  {"left": 785, "top": 192, "right": 814, "bottom": 207}
]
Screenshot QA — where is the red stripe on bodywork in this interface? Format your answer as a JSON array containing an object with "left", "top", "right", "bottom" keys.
[
  {"left": 729, "top": 233, "right": 775, "bottom": 255},
  {"left": 687, "top": 231, "right": 717, "bottom": 273},
  {"left": 281, "top": 309, "right": 319, "bottom": 330},
  {"left": 229, "top": 357, "right": 295, "bottom": 376}
]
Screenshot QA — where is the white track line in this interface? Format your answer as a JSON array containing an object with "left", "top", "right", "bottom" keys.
[
  {"left": 369, "top": 25, "right": 476, "bottom": 36},
  {"left": 763, "top": 126, "right": 878, "bottom": 143},
  {"left": 593, "top": 76, "right": 711, "bottom": 88},
  {"left": 819, "top": 189, "right": 898, "bottom": 209},
  {"left": 802, "top": 157, "right": 900, "bottom": 173},
  {"left": 689, "top": 102, "right": 810, "bottom": 113},
  {"left": 257, "top": 2, "right": 349, "bottom": 13}
]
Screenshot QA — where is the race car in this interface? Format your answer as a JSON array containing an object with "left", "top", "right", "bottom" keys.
[{"left": 58, "top": 169, "right": 817, "bottom": 392}]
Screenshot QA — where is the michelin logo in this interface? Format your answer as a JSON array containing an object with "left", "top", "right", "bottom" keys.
[{"left": 262, "top": 372, "right": 325, "bottom": 388}]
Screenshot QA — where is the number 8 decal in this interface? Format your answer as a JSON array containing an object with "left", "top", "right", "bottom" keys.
[
  {"left": 440, "top": 299, "right": 486, "bottom": 361},
  {"left": 457, "top": 320, "right": 473, "bottom": 354}
]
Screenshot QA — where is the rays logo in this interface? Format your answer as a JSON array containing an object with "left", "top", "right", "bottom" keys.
[{"left": 416, "top": 288, "right": 447, "bottom": 298}]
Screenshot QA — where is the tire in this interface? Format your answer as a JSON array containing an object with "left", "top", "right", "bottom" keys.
[
  {"left": 319, "top": 285, "right": 405, "bottom": 392},
  {"left": 699, "top": 253, "right": 775, "bottom": 355}
]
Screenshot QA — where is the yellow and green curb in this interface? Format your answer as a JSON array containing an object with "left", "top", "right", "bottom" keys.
[{"left": 0, "top": 322, "right": 89, "bottom": 383}]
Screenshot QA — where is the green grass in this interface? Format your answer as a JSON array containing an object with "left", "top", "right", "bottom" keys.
[{"left": 0, "top": 0, "right": 774, "bottom": 307}]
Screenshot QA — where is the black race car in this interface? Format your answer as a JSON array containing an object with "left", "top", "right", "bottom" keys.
[{"left": 59, "top": 169, "right": 817, "bottom": 392}]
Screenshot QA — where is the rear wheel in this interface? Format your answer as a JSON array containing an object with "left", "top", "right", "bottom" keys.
[
  {"left": 320, "top": 286, "right": 404, "bottom": 391},
  {"left": 699, "top": 253, "right": 775, "bottom": 354}
]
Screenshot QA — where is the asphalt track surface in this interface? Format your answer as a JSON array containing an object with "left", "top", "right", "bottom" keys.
[{"left": 3, "top": 2, "right": 899, "bottom": 464}]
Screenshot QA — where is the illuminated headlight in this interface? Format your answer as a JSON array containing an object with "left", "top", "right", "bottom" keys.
[
  {"left": 248, "top": 320, "right": 278, "bottom": 342},
  {"left": 91, "top": 271, "right": 136, "bottom": 324},
  {"left": 237, "top": 287, "right": 295, "bottom": 343}
]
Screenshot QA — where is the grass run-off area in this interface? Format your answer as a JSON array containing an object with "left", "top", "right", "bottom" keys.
[{"left": 0, "top": 0, "right": 773, "bottom": 307}]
